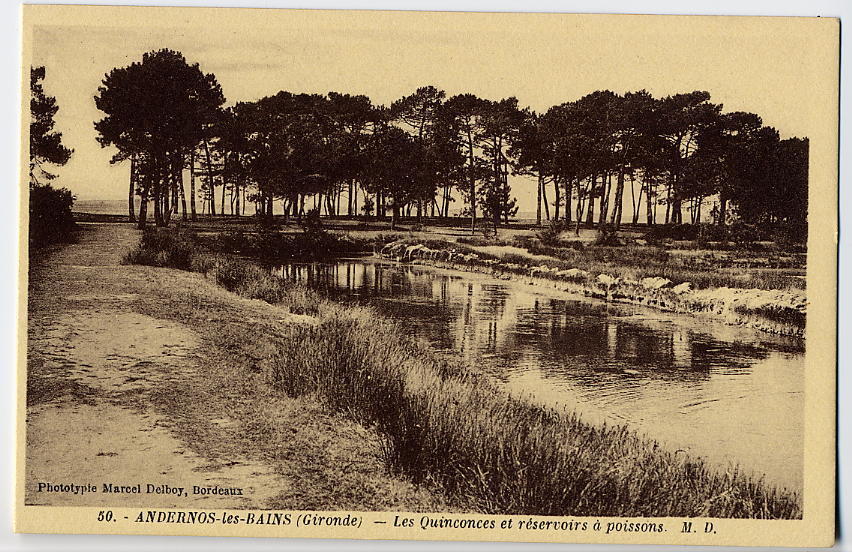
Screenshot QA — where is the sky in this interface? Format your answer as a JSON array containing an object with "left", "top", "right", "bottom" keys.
[{"left": 26, "top": 5, "right": 829, "bottom": 212}]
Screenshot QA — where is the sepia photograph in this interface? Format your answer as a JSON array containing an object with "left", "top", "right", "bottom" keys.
[{"left": 15, "top": 3, "right": 839, "bottom": 548}]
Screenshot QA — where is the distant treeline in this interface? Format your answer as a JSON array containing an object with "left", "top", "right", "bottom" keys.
[{"left": 93, "top": 49, "right": 808, "bottom": 234}]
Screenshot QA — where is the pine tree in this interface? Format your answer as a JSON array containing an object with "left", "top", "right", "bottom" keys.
[{"left": 30, "top": 66, "right": 72, "bottom": 186}]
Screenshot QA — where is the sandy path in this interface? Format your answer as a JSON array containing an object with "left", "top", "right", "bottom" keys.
[
  {"left": 25, "top": 223, "right": 449, "bottom": 512},
  {"left": 25, "top": 224, "right": 287, "bottom": 508}
]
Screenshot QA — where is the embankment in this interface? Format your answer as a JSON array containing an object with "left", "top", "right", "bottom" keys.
[
  {"left": 124, "top": 228, "right": 802, "bottom": 518},
  {"left": 379, "top": 241, "right": 806, "bottom": 337}
]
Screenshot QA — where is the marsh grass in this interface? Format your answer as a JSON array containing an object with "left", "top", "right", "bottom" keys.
[{"left": 127, "top": 229, "right": 802, "bottom": 519}]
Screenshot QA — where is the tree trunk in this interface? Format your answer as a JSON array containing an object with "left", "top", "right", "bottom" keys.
[
  {"left": 189, "top": 149, "right": 197, "bottom": 221},
  {"left": 664, "top": 181, "right": 672, "bottom": 224},
  {"left": 163, "top": 184, "right": 171, "bottom": 226},
  {"left": 220, "top": 171, "right": 226, "bottom": 217},
  {"left": 553, "top": 178, "right": 560, "bottom": 221},
  {"left": 137, "top": 187, "right": 148, "bottom": 229},
  {"left": 586, "top": 175, "right": 596, "bottom": 227},
  {"left": 630, "top": 174, "right": 642, "bottom": 226},
  {"left": 646, "top": 180, "right": 654, "bottom": 226},
  {"left": 610, "top": 170, "right": 625, "bottom": 229},
  {"left": 160, "top": 153, "right": 171, "bottom": 227},
  {"left": 599, "top": 172, "right": 612, "bottom": 228},
  {"left": 153, "top": 171, "right": 162, "bottom": 227},
  {"left": 671, "top": 171, "right": 682, "bottom": 224},
  {"left": 466, "top": 128, "right": 476, "bottom": 233},
  {"left": 235, "top": 175, "right": 242, "bottom": 217},
  {"left": 719, "top": 193, "right": 728, "bottom": 225},
  {"left": 499, "top": 160, "right": 508, "bottom": 228},
  {"left": 564, "top": 177, "right": 573, "bottom": 224},
  {"left": 170, "top": 155, "right": 179, "bottom": 219},
  {"left": 202, "top": 138, "right": 215, "bottom": 218},
  {"left": 541, "top": 179, "right": 550, "bottom": 221},
  {"left": 536, "top": 173, "right": 542, "bottom": 226},
  {"left": 128, "top": 155, "right": 137, "bottom": 223},
  {"left": 178, "top": 154, "right": 187, "bottom": 221},
  {"left": 575, "top": 178, "right": 587, "bottom": 236}
]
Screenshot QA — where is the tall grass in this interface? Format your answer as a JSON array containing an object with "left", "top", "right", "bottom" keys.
[
  {"left": 126, "top": 229, "right": 801, "bottom": 519},
  {"left": 124, "top": 228, "right": 322, "bottom": 314},
  {"left": 265, "top": 310, "right": 800, "bottom": 518}
]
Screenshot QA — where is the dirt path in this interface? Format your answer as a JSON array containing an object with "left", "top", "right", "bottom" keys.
[{"left": 26, "top": 223, "right": 449, "bottom": 511}]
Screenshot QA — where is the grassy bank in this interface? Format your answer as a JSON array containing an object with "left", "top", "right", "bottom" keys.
[{"left": 125, "top": 229, "right": 802, "bottom": 518}]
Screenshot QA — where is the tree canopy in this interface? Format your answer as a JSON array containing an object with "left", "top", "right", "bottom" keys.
[
  {"left": 90, "top": 49, "right": 809, "bottom": 237},
  {"left": 94, "top": 49, "right": 224, "bottom": 227},
  {"left": 30, "top": 66, "right": 72, "bottom": 186}
]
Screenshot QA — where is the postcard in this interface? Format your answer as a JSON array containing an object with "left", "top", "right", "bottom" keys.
[{"left": 17, "top": 4, "right": 838, "bottom": 547}]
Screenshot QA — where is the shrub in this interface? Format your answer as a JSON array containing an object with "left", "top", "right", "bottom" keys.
[
  {"left": 772, "top": 222, "right": 808, "bottom": 247},
  {"left": 644, "top": 223, "right": 699, "bottom": 243},
  {"left": 201, "top": 226, "right": 375, "bottom": 262},
  {"left": 727, "top": 223, "right": 769, "bottom": 246},
  {"left": 29, "top": 184, "right": 77, "bottom": 248},
  {"left": 536, "top": 220, "right": 567, "bottom": 246},
  {"left": 648, "top": 223, "right": 799, "bottom": 250},
  {"left": 123, "top": 228, "right": 195, "bottom": 270},
  {"left": 594, "top": 225, "right": 622, "bottom": 246},
  {"left": 458, "top": 236, "right": 489, "bottom": 247},
  {"left": 300, "top": 207, "right": 324, "bottom": 233}
]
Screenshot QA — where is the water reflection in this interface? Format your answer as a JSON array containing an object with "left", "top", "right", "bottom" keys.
[{"left": 272, "top": 260, "right": 804, "bottom": 491}]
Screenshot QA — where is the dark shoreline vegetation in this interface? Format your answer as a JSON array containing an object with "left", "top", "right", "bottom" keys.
[
  {"left": 124, "top": 228, "right": 802, "bottom": 519},
  {"left": 193, "top": 224, "right": 402, "bottom": 263}
]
